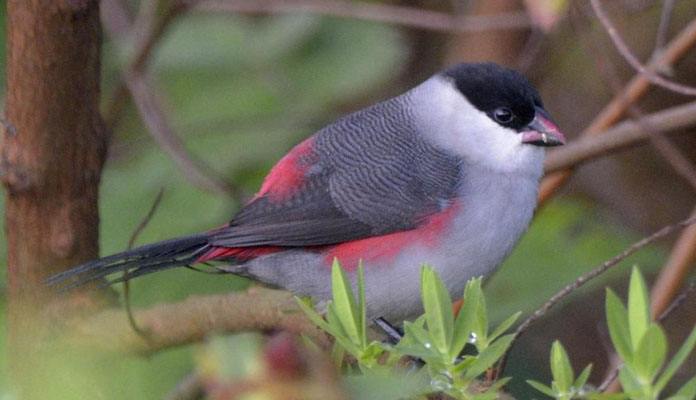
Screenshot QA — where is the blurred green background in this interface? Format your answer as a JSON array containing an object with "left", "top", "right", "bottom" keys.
[{"left": 2, "top": 2, "right": 695, "bottom": 399}]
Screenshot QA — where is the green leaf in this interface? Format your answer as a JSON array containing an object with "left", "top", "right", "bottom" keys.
[
  {"left": 656, "top": 324, "right": 696, "bottom": 393},
  {"left": 295, "top": 296, "right": 332, "bottom": 333},
  {"left": 452, "top": 278, "right": 483, "bottom": 358},
  {"left": 474, "top": 288, "right": 490, "bottom": 350},
  {"left": 550, "top": 340, "right": 575, "bottom": 393},
  {"left": 464, "top": 333, "right": 515, "bottom": 379},
  {"left": 606, "top": 288, "right": 633, "bottom": 362},
  {"left": 574, "top": 363, "right": 593, "bottom": 390},
  {"left": 330, "top": 341, "right": 346, "bottom": 370},
  {"left": 633, "top": 323, "right": 667, "bottom": 381},
  {"left": 670, "top": 375, "right": 696, "bottom": 400},
  {"left": 618, "top": 367, "right": 643, "bottom": 398},
  {"left": 452, "top": 355, "right": 477, "bottom": 374},
  {"left": 420, "top": 266, "right": 454, "bottom": 356},
  {"left": 331, "top": 259, "right": 361, "bottom": 346},
  {"left": 326, "top": 303, "right": 360, "bottom": 355},
  {"left": 395, "top": 320, "right": 440, "bottom": 360},
  {"left": 628, "top": 266, "right": 650, "bottom": 351},
  {"left": 489, "top": 311, "right": 521, "bottom": 343},
  {"left": 357, "top": 263, "right": 367, "bottom": 348},
  {"left": 527, "top": 380, "right": 556, "bottom": 397}
]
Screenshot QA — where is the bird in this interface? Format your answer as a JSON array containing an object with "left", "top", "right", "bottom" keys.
[{"left": 48, "top": 62, "right": 565, "bottom": 322}]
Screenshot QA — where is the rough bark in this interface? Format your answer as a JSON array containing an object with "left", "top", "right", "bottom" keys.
[{"left": 3, "top": 0, "right": 107, "bottom": 395}]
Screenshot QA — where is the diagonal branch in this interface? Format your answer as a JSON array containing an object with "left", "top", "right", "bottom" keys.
[
  {"left": 544, "top": 101, "right": 696, "bottom": 172},
  {"left": 185, "top": 0, "right": 531, "bottom": 33}
]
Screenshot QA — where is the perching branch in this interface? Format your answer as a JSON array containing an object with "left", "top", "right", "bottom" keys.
[
  {"left": 186, "top": 0, "right": 531, "bottom": 33},
  {"left": 544, "top": 101, "right": 696, "bottom": 172},
  {"left": 66, "top": 286, "right": 328, "bottom": 355}
]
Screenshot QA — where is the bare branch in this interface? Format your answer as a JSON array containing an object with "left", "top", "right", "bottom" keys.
[
  {"left": 653, "top": 0, "right": 677, "bottom": 57},
  {"left": 123, "top": 187, "right": 166, "bottom": 338},
  {"left": 186, "top": 0, "right": 531, "bottom": 33},
  {"left": 124, "top": 70, "right": 239, "bottom": 198},
  {"left": 650, "top": 205, "right": 696, "bottom": 316},
  {"left": 589, "top": 0, "right": 696, "bottom": 96},
  {"left": 544, "top": 101, "right": 696, "bottom": 172},
  {"left": 66, "top": 286, "right": 328, "bottom": 355},
  {"left": 539, "top": 17, "right": 696, "bottom": 203},
  {"left": 650, "top": 133, "right": 696, "bottom": 192}
]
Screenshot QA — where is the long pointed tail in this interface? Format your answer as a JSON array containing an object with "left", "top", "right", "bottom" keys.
[{"left": 46, "top": 233, "right": 212, "bottom": 291}]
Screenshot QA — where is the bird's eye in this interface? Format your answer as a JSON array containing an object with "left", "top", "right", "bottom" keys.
[{"left": 492, "top": 107, "right": 514, "bottom": 124}]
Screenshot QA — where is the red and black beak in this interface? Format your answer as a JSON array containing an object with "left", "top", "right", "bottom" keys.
[{"left": 521, "top": 107, "right": 566, "bottom": 147}]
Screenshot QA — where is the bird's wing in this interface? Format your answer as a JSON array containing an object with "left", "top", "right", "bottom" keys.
[{"left": 210, "top": 97, "right": 462, "bottom": 248}]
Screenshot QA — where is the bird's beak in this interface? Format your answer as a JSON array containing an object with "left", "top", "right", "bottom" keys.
[{"left": 521, "top": 107, "right": 566, "bottom": 147}]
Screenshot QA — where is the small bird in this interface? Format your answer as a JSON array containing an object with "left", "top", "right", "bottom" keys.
[{"left": 49, "top": 63, "right": 565, "bottom": 322}]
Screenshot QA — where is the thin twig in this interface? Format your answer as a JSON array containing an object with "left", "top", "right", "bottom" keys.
[
  {"left": 126, "top": 188, "right": 165, "bottom": 250},
  {"left": 598, "top": 281, "right": 696, "bottom": 392},
  {"left": 122, "top": 188, "right": 165, "bottom": 338},
  {"left": 589, "top": 0, "right": 696, "bottom": 96},
  {"left": 649, "top": 133, "right": 696, "bottom": 192},
  {"left": 539, "top": 17, "right": 696, "bottom": 203},
  {"left": 650, "top": 205, "right": 696, "bottom": 316},
  {"left": 652, "top": 0, "right": 677, "bottom": 58},
  {"left": 544, "top": 101, "right": 696, "bottom": 172},
  {"left": 495, "top": 214, "right": 696, "bottom": 377},
  {"left": 658, "top": 281, "right": 696, "bottom": 322},
  {"left": 124, "top": 70, "right": 238, "bottom": 198},
  {"left": 186, "top": 0, "right": 531, "bottom": 33},
  {"left": 102, "top": 0, "right": 241, "bottom": 200}
]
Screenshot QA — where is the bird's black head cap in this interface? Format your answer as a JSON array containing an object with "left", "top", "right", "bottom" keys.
[{"left": 443, "top": 63, "right": 543, "bottom": 131}]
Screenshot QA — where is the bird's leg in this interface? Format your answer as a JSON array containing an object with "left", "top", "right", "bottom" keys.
[{"left": 373, "top": 317, "right": 404, "bottom": 345}]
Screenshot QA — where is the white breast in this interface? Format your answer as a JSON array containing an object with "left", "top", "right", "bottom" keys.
[{"left": 362, "top": 166, "right": 541, "bottom": 321}]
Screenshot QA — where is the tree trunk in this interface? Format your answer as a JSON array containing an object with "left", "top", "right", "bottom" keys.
[{"left": 3, "top": 0, "right": 106, "bottom": 395}]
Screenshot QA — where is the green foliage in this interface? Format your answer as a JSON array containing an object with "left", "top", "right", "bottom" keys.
[
  {"left": 300, "top": 262, "right": 519, "bottom": 399},
  {"left": 527, "top": 341, "right": 592, "bottom": 400},
  {"left": 297, "top": 261, "right": 385, "bottom": 370},
  {"left": 529, "top": 266, "right": 696, "bottom": 400}
]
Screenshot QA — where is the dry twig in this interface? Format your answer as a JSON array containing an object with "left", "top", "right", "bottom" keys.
[
  {"left": 544, "top": 101, "right": 696, "bottom": 172},
  {"left": 122, "top": 188, "right": 166, "bottom": 338},
  {"left": 589, "top": 0, "right": 696, "bottom": 96},
  {"left": 186, "top": 0, "right": 531, "bottom": 33}
]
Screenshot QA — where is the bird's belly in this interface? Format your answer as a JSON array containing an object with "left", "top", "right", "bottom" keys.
[{"left": 361, "top": 173, "right": 539, "bottom": 321}]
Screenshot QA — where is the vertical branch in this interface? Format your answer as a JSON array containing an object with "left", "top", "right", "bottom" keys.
[{"left": 3, "top": 0, "right": 108, "bottom": 395}]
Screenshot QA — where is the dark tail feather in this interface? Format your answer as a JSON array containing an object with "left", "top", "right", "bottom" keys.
[{"left": 46, "top": 233, "right": 212, "bottom": 291}]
